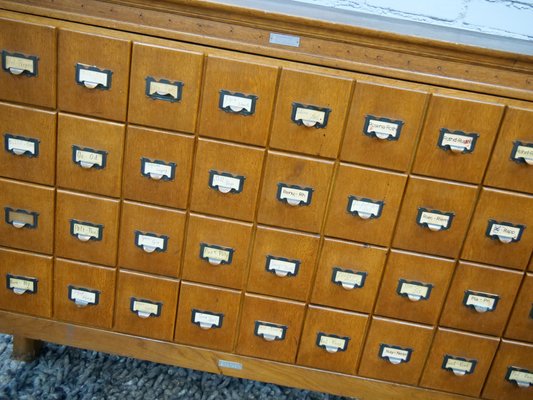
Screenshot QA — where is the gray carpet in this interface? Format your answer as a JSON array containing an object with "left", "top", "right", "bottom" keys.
[{"left": 0, "top": 335, "right": 353, "bottom": 400}]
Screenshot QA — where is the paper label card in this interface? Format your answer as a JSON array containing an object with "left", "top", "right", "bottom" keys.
[
  {"left": 438, "top": 128, "right": 479, "bottom": 153},
  {"left": 219, "top": 90, "right": 257, "bottom": 115},
  {"left": 141, "top": 158, "right": 176, "bottom": 181},
  {"left": 130, "top": 297, "right": 162, "bottom": 318},
  {"left": 254, "top": 321, "right": 287, "bottom": 341},
  {"left": 363, "top": 115, "right": 404, "bottom": 141},
  {"left": 6, "top": 274, "right": 38, "bottom": 294},
  {"left": 4, "top": 207, "right": 39, "bottom": 229},
  {"left": 208, "top": 170, "right": 245, "bottom": 194},
  {"left": 291, "top": 103, "right": 331, "bottom": 128},
  {"left": 191, "top": 309, "right": 224, "bottom": 329},
  {"left": 145, "top": 76, "right": 183, "bottom": 102},
  {"left": 379, "top": 344, "right": 412, "bottom": 364},
  {"left": 75, "top": 63, "right": 112, "bottom": 90},
  {"left": 68, "top": 286, "right": 100, "bottom": 306},
  {"left": 277, "top": 183, "right": 313, "bottom": 206},
  {"left": 506, "top": 367, "right": 533, "bottom": 387},
  {"left": 135, "top": 231, "right": 168, "bottom": 253},
  {"left": 2, "top": 50, "right": 38, "bottom": 76},
  {"left": 316, "top": 333, "right": 349, "bottom": 353},
  {"left": 70, "top": 220, "right": 103, "bottom": 242},
  {"left": 331, "top": 267, "right": 367, "bottom": 290},
  {"left": 397, "top": 279, "right": 433, "bottom": 301},
  {"left": 265, "top": 256, "right": 300, "bottom": 277},
  {"left": 72, "top": 145, "right": 107, "bottom": 169},
  {"left": 4, "top": 134, "right": 40, "bottom": 157},
  {"left": 417, "top": 208, "right": 454, "bottom": 231},
  {"left": 510, "top": 141, "right": 533, "bottom": 165},
  {"left": 486, "top": 220, "right": 525, "bottom": 244},
  {"left": 347, "top": 196, "right": 384, "bottom": 219},
  {"left": 442, "top": 355, "right": 477, "bottom": 375},
  {"left": 200, "top": 243, "right": 234, "bottom": 265},
  {"left": 463, "top": 290, "right": 499, "bottom": 313}
]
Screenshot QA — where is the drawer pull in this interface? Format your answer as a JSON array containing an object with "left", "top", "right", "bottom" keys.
[
  {"left": 219, "top": 90, "right": 257, "bottom": 115},
  {"left": 140, "top": 158, "right": 176, "bottom": 181},
  {"left": 379, "top": 344, "right": 412, "bottom": 365},
  {"left": 347, "top": 196, "right": 384, "bottom": 219},
  {"left": 463, "top": 290, "right": 499, "bottom": 313},
  {"left": 486, "top": 220, "right": 525, "bottom": 244},
  {"left": 6, "top": 274, "right": 38, "bottom": 295},
  {"left": 510, "top": 141, "right": 533, "bottom": 165},
  {"left": 200, "top": 243, "right": 234, "bottom": 265},
  {"left": 4, "top": 207, "right": 39, "bottom": 229},
  {"left": 2, "top": 50, "right": 38, "bottom": 76},
  {"left": 442, "top": 355, "right": 477, "bottom": 376},
  {"left": 4, "top": 134, "right": 40, "bottom": 157},
  {"left": 192, "top": 309, "right": 224, "bottom": 330},
  {"left": 397, "top": 279, "right": 433, "bottom": 302},
  {"left": 438, "top": 128, "right": 479, "bottom": 154},
  {"left": 416, "top": 208, "right": 454, "bottom": 232},
  {"left": 70, "top": 219, "right": 104, "bottom": 242},
  {"left": 135, "top": 231, "right": 168, "bottom": 253},
  {"left": 254, "top": 321, "right": 287, "bottom": 342},
  {"left": 75, "top": 63, "right": 112, "bottom": 90},
  {"left": 276, "top": 183, "right": 314, "bottom": 207},
  {"left": 506, "top": 366, "right": 533, "bottom": 388},
  {"left": 316, "top": 333, "right": 350, "bottom": 353},
  {"left": 68, "top": 285, "right": 100, "bottom": 308},
  {"left": 363, "top": 115, "right": 404, "bottom": 141},
  {"left": 291, "top": 103, "right": 331, "bottom": 128},
  {"left": 72, "top": 145, "right": 107, "bottom": 169},
  {"left": 145, "top": 76, "right": 183, "bottom": 102},
  {"left": 331, "top": 267, "right": 367, "bottom": 290},
  {"left": 265, "top": 255, "right": 300, "bottom": 277},
  {"left": 130, "top": 297, "right": 162, "bottom": 319},
  {"left": 209, "top": 170, "right": 245, "bottom": 194}
]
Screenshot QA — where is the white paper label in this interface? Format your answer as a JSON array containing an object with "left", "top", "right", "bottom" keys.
[
  {"left": 137, "top": 234, "right": 165, "bottom": 250},
  {"left": 466, "top": 294, "right": 496, "bottom": 310},
  {"left": 70, "top": 288, "right": 96, "bottom": 304},
  {"left": 257, "top": 324, "right": 283, "bottom": 339},
  {"left": 489, "top": 224, "right": 521, "bottom": 240},
  {"left": 268, "top": 258, "right": 297, "bottom": 274},
  {"left": 334, "top": 271, "right": 363, "bottom": 286},
  {"left": 367, "top": 119, "right": 399, "bottom": 138},
  {"left": 381, "top": 347, "right": 409, "bottom": 361},
  {"left": 420, "top": 212, "right": 450, "bottom": 228},
  {"left": 319, "top": 336, "right": 346, "bottom": 349},
  {"left": 202, "top": 247, "right": 231, "bottom": 263},
  {"left": 79, "top": 68, "right": 108, "bottom": 87},
  {"left": 295, "top": 107, "right": 325, "bottom": 125},
  {"left": 133, "top": 301, "right": 159, "bottom": 315},
  {"left": 75, "top": 149, "right": 103, "bottom": 167},
  {"left": 212, "top": 174, "right": 242, "bottom": 191},
  {"left": 5, "top": 55, "right": 34, "bottom": 73},
  {"left": 280, "top": 187, "right": 309, "bottom": 204},
  {"left": 441, "top": 133, "right": 475, "bottom": 151},
  {"left": 7, "top": 138, "right": 36, "bottom": 154},
  {"left": 509, "top": 370, "right": 533, "bottom": 384},
  {"left": 9, "top": 277, "right": 34, "bottom": 292},
  {"left": 445, "top": 358, "right": 473, "bottom": 372},
  {"left": 73, "top": 223, "right": 100, "bottom": 238},
  {"left": 194, "top": 312, "right": 221, "bottom": 327},
  {"left": 350, "top": 200, "right": 381, "bottom": 216},
  {"left": 143, "top": 162, "right": 172, "bottom": 178},
  {"left": 400, "top": 282, "right": 429, "bottom": 298},
  {"left": 149, "top": 81, "right": 178, "bottom": 98},
  {"left": 222, "top": 95, "right": 252, "bottom": 112},
  {"left": 515, "top": 145, "right": 533, "bottom": 161}
]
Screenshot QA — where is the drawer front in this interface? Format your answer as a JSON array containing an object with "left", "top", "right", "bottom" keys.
[
  {"left": 128, "top": 43, "right": 203, "bottom": 133},
  {"left": 247, "top": 226, "right": 320, "bottom": 301},
  {"left": 257, "top": 151, "right": 335, "bottom": 233},
  {"left": 392, "top": 176, "right": 478, "bottom": 258},
  {"left": 55, "top": 190, "right": 120, "bottom": 267},
  {"left": 57, "top": 114, "right": 125, "bottom": 198},
  {"left": 0, "top": 178, "right": 54, "bottom": 254},
  {"left": 310, "top": 238, "right": 387, "bottom": 313},
  {"left": 269, "top": 68, "right": 353, "bottom": 158},
  {"left": 324, "top": 164, "right": 407, "bottom": 246},
  {"left": 374, "top": 250, "right": 455, "bottom": 325},
  {"left": 0, "top": 247, "right": 52, "bottom": 317},
  {"left": 296, "top": 306, "right": 368, "bottom": 374},
  {"left": 358, "top": 317, "right": 434, "bottom": 385},
  {"left": 340, "top": 81, "right": 428, "bottom": 172},
  {"left": 504, "top": 273, "right": 533, "bottom": 342},
  {"left": 181, "top": 214, "right": 253, "bottom": 290},
  {"left": 412, "top": 95, "right": 504, "bottom": 184},
  {"left": 484, "top": 107, "right": 533, "bottom": 194},
  {"left": 0, "top": 18, "right": 56, "bottom": 108},
  {"left": 174, "top": 282, "right": 241, "bottom": 352},
  {"left": 0, "top": 103, "right": 56, "bottom": 186},
  {"left": 122, "top": 126, "right": 194, "bottom": 210},
  {"left": 53, "top": 258, "right": 116, "bottom": 329},
  {"left": 58, "top": 29, "right": 131, "bottom": 121},
  {"left": 440, "top": 261, "right": 522, "bottom": 336},
  {"left": 462, "top": 188, "right": 533, "bottom": 270},
  {"left": 190, "top": 138, "right": 265, "bottom": 222},
  {"left": 198, "top": 56, "right": 278, "bottom": 146},
  {"left": 420, "top": 328, "right": 499, "bottom": 397},
  {"left": 236, "top": 294, "right": 305, "bottom": 363},
  {"left": 114, "top": 270, "right": 179, "bottom": 341},
  {"left": 118, "top": 201, "right": 186, "bottom": 278}
]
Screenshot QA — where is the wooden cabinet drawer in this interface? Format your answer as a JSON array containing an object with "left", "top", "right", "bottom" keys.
[
  {"left": 296, "top": 305, "right": 368, "bottom": 374},
  {"left": 236, "top": 294, "right": 305, "bottom": 363},
  {"left": 257, "top": 151, "right": 334, "bottom": 233},
  {"left": 392, "top": 176, "right": 478, "bottom": 258},
  {"left": 128, "top": 42, "right": 203, "bottom": 133},
  {"left": 0, "top": 18, "right": 56, "bottom": 108},
  {"left": 198, "top": 56, "right": 278, "bottom": 146},
  {"left": 269, "top": 68, "right": 352, "bottom": 158},
  {"left": 324, "top": 164, "right": 407, "bottom": 246},
  {"left": 55, "top": 190, "right": 120, "bottom": 267},
  {"left": 114, "top": 270, "right": 179, "bottom": 341},
  {"left": 190, "top": 138, "right": 265, "bottom": 222},
  {"left": 53, "top": 258, "right": 115, "bottom": 329},
  {"left": 420, "top": 328, "right": 499, "bottom": 397},
  {"left": 310, "top": 238, "right": 387, "bottom": 313},
  {"left": 340, "top": 81, "right": 428, "bottom": 172},
  {"left": 439, "top": 261, "right": 522, "bottom": 336},
  {"left": 0, "top": 247, "right": 52, "bottom": 317},
  {"left": 412, "top": 95, "right": 504, "bottom": 184},
  {"left": 0, "top": 178, "right": 54, "bottom": 254},
  {"left": 504, "top": 273, "right": 533, "bottom": 342},
  {"left": 174, "top": 282, "right": 241, "bottom": 352},
  {"left": 247, "top": 226, "right": 320, "bottom": 301},
  {"left": 57, "top": 114, "right": 125, "bottom": 198},
  {"left": 462, "top": 188, "right": 533, "bottom": 270},
  {"left": 374, "top": 250, "right": 455, "bottom": 325},
  {"left": 181, "top": 214, "right": 253, "bottom": 290},
  {"left": 358, "top": 317, "right": 433, "bottom": 385},
  {"left": 0, "top": 103, "right": 56, "bottom": 186},
  {"left": 58, "top": 29, "right": 131, "bottom": 121},
  {"left": 118, "top": 201, "right": 186, "bottom": 278}
]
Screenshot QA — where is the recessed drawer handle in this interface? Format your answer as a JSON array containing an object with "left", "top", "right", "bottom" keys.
[
  {"left": 363, "top": 115, "right": 404, "bottom": 141},
  {"left": 199, "top": 243, "right": 234, "bottom": 266},
  {"left": 4, "top": 134, "right": 40, "bottom": 157},
  {"left": 442, "top": 355, "right": 477, "bottom": 376},
  {"left": 265, "top": 255, "right": 300, "bottom": 277},
  {"left": 511, "top": 141, "right": 533, "bottom": 165},
  {"left": 192, "top": 309, "right": 224, "bottom": 330},
  {"left": 7, "top": 274, "right": 38, "bottom": 295},
  {"left": 130, "top": 297, "right": 162, "bottom": 319},
  {"left": 141, "top": 158, "right": 176, "bottom": 181},
  {"left": 219, "top": 90, "right": 257, "bottom": 115},
  {"left": 331, "top": 267, "right": 367, "bottom": 290},
  {"left": 486, "top": 219, "right": 525, "bottom": 244},
  {"left": 276, "top": 183, "right": 314, "bottom": 207},
  {"left": 145, "top": 76, "right": 183, "bottom": 102},
  {"left": 75, "top": 63, "right": 112, "bottom": 90},
  {"left": 70, "top": 219, "right": 104, "bottom": 242},
  {"left": 506, "top": 366, "right": 533, "bottom": 388},
  {"left": 379, "top": 344, "right": 412, "bottom": 365},
  {"left": 347, "top": 196, "right": 384, "bottom": 219},
  {"left": 416, "top": 207, "right": 454, "bottom": 232},
  {"left": 438, "top": 128, "right": 479, "bottom": 154},
  {"left": 68, "top": 285, "right": 100, "bottom": 308},
  {"left": 316, "top": 332, "right": 350, "bottom": 353},
  {"left": 72, "top": 145, "right": 107, "bottom": 170},
  {"left": 291, "top": 103, "right": 331, "bottom": 128},
  {"left": 208, "top": 170, "right": 245, "bottom": 194},
  {"left": 397, "top": 279, "right": 433, "bottom": 302},
  {"left": 4, "top": 207, "right": 39, "bottom": 229},
  {"left": 463, "top": 290, "right": 499, "bottom": 313},
  {"left": 2, "top": 50, "right": 38, "bottom": 76},
  {"left": 254, "top": 321, "right": 287, "bottom": 342},
  {"left": 135, "top": 231, "right": 168, "bottom": 253}
]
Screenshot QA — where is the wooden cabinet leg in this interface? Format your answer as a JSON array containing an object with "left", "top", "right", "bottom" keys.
[{"left": 11, "top": 336, "right": 43, "bottom": 362}]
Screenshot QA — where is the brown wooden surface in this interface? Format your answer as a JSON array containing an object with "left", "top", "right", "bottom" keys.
[
  {"left": 12, "top": 335, "right": 42, "bottom": 361},
  {"left": 504, "top": 273, "right": 533, "bottom": 343}
]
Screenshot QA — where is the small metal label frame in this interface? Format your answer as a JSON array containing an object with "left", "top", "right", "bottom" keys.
[
  {"left": 68, "top": 285, "right": 100, "bottom": 307},
  {"left": 72, "top": 145, "right": 108, "bottom": 170},
  {"left": 442, "top": 355, "right": 477, "bottom": 376},
  {"left": 135, "top": 231, "right": 168, "bottom": 253},
  {"left": 331, "top": 267, "right": 367, "bottom": 290},
  {"left": 6, "top": 274, "right": 38, "bottom": 295},
  {"left": 379, "top": 344, "right": 412, "bottom": 365},
  {"left": 199, "top": 243, "right": 234, "bottom": 266},
  {"left": 4, "top": 134, "right": 40, "bottom": 157},
  {"left": 191, "top": 309, "right": 224, "bottom": 330},
  {"left": 437, "top": 128, "right": 479, "bottom": 154},
  {"left": 218, "top": 360, "right": 243, "bottom": 370},
  {"left": 269, "top": 32, "right": 300, "bottom": 47},
  {"left": 219, "top": 90, "right": 257, "bottom": 115},
  {"left": 70, "top": 219, "right": 104, "bottom": 242},
  {"left": 4, "top": 207, "right": 39, "bottom": 229},
  {"left": 140, "top": 158, "right": 176, "bottom": 181},
  {"left": 208, "top": 170, "right": 245, "bottom": 194},
  {"left": 2, "top": 50, "right": 38, "bottom": 77},
  {"left": 486, "top": 220, "right": 525, "bottom": 244},
  {"left": 397, "top": 279, "right": 433, "bottom": 302},
  {"left": 290, "top": 103, "right": 331, "bottom": 128},
  {"left": 75, "top": 63, "right": 112, "bottom": 90},
  {"left": 463, "top": 290, "right": 500, "bottom": 313},
  {"left": 265, "top": 255, "right": 300, "bottom": 278},
  {"left": 506, "top": 366, "right": 533, "bottom": 388},
  {"left": 347, "top": 196, "right": 384, "bottom": 220},
  {"left": 254, "top": 321, "right": 287, "bottom": 342},
  {"left": 145, "top": 76, "right": 184, "bottom": 102},
  {"left": 416, "top": 208, "right": 454, "bottom": 232},
  {"left": 276, "top": 183, "right": 314, "bottom": 207},
  {"left": 510, "top": 140, "right": 533, "bottom": 165},
  {"left": 363, "top": 115, "right": 404, "bottom": 141},
  {"left": 130, "top": 297, "right": 162, "bottom": 318},
  {"left": 316, "top": 332, "right": 350, "bottom": 353}
]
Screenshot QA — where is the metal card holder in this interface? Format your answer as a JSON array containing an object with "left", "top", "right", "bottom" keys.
[
  {"left": 6, "top": 273, "right": 38, "bottom": 295},
  {"left": 191, "top": 309, "right": 224, "bottom": 330},
  {"left": 130, "top": 297, "right": 163, "bottom": 319},
  {"left": 219, "top": 90, "right": 257, "bottom": 115},
  {"left": 416, "top": 207, "right": 455, "bottom": 232},
  {"left": 1, "top": 50, "right": 38, "bottom": 76},
  {"left": 442, "top": 355, "right": 477, "bottom": 376},
  {"left": 265, "top": 255, "right": 300, "bottom": 278},
  {"left": 134, "top": 231, "right": 169, "bottom": 253},
  {"left": 290, "top": 103, "right": 331, "bottom": 128},
  {"left": 316, "top": 332, "right": 350, "bottom": 353},
  {"left": 276, "top": 183, "right": 314, "bottom": 207},
  {"left": 506, "top": 366, "right": 533, "bottom": 388},
  {"left": 68, "top": 285, "right": 100, "bottom": 308},
  {"left": 396, "top": 278, "right": 433, "bottom": 302},
  {"left": 347, "top": 195, "right": 384, "bottom": 220},
  {"left": 70, "top": 219, "right": 104, "bottom": 242},
  {"left": 510, "top": 140, "right": 533, "bottom": 165},
  {"left": 437, "top": 128, "right": 479, "bottom": 154},
  {"left": 254, "top": 321, "right": 287, "bottom": 342},
  {"left": 75, "top": 63, "right": 112, "bottom": 90},
  {"left": 4, "top": 207, "right": 39, "bottom": 229},
  {"left": 199, "top": 243, "right": 234, "bottom": 266},
  {"left": 208, "top": 170, "right": 245, "bottom": 194},
  {"left": 145, "top": 76, "right": 184, "bottom": 102},
  {"left": 331, "top": 267, "right": 367, "bottom": 290},
  {"left": 140, "top": 158, "right": 176, "bottom": 181},
  {"left": 4, "top": 133, "right": 40, "bottom": 157},
  {"left": 486, "top": 219, "right": 525, "bottom": 244},
  {"left": 463, "top": 290, "right": 500, "bottom": 313},
  {"left": 379, "top": 343, "right": 412, "bottom": 365},
  {"left": 72, "top": 145, "right": 108, "bottom": 170},
  {"left": 363, "top": 115, "right": 404, "bottom": 141}
]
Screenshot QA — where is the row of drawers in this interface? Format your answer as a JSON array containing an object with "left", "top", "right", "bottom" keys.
[
  {"left": 0, "top": 248, "right": 531, "bottom": 399},
  {"left": 1, "top": 20, "right": 532, "bottom": 193}
]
